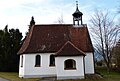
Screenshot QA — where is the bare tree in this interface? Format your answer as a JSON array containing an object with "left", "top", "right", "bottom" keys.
[
  {"left": 111, "top": 19, "right": 120, "bottom": 72},
  {"left": 90, "top": 9, "right": 120, "bottom": 72},
  {"left": 118, "top": 5, "right": 120, "bottom": 13},
  {"left": 54, "top": 15, "right": 64, "bottom": 24},
  {"left": 112, "top": 39, "right": 120, "bottom": 71}
]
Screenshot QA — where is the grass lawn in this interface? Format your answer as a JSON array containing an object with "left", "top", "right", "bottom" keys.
[
  {"left": 0, "top": 67, "right": 120, "bottom": 81},
  {"left": 58, "top": 67, "right": 120, "bottom": 81},
  {"left": 0, "top": 72, "right": 40, "bottom": 81},
  {"left": 95, "top": 67, "right": 120, "bottom": 81}
]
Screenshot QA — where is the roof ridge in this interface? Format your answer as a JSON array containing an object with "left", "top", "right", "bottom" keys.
[{"left": 35, "top": 24, "right": 72, "bottom": 26}]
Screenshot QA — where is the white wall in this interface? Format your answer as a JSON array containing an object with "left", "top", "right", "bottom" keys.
[
  {"left": 55, "top": 56, "right": 85, "bottom": 80},
  {"left": 19, "top": 53, "right": 56, "bottom": 78},
  {"left": 84, "top": 52, "right": 95, "bottom": 74},
  {"left": 19, "top": 52, "right": 95, "bottom": 78},
  {"left": 19, "top": 55, "right": 25, "bottom": 78}
]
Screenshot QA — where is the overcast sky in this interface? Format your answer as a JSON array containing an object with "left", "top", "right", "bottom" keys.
[{"left": 0, "top": 0, "right": 119, "bottom": 36}]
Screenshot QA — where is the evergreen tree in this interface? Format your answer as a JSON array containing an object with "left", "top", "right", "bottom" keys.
[
  {"left": 0, "top": 30, "right": 4, "bottom": 71},
  {"left": 29, "top": 16, "right": 35, "bottom": 31},
  {"left": 1, "top": 25, "right": 11, "bottom": 71},
  {"left": 0, "top": 25, "right": 23, "bottom": 72},
  {"left": 26, "top": 16, "right": 35, "bottom": 35},
  {"left": 9, "top": 28, "right": 23, "bottom": 71}
]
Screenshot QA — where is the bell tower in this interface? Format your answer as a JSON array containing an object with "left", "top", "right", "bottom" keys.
[{"left": 72, "top": 1, "right": 83, "bottom": 26}]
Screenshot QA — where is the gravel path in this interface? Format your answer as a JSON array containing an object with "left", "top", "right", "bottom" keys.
[
  {"left": 0, "top": 78, "right": 10, "bottom": 81},
  {"left": 39, "top": 77, "right": 56, "bottom": 81}
]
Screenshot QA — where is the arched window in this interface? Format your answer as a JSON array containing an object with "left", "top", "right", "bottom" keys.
[
  {"left": 35, "top": 55, "right": 41, "bottom": 67},
  {"left": 64, "top": 59, "right": 76, "bottom": 70},
  {"left": 21, "top": 55, "right": 23, "bottom": 67},
  {"left": 49, "top": 55, "right": 55, "bottom": 66}
]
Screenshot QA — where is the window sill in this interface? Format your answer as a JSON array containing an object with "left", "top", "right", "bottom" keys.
[
  {"left": 64, "top": 68, "right": 76, "bottom": 70},
  {"left": 35, "top": 65, "right": 41, "bottom": 67},
  {"left": 49, "top": 65, "right": 55, "bottom": 67}
]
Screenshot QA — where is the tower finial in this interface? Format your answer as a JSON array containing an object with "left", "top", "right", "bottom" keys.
[
  {"left": 76, "top": 1, "right": 78, "bottom": 7},
  {"left": 76, "top": 1, "right": 79, "bottom": 11},
  {"left": 72, "top": 1, "right": 83, "bottom": 26}
]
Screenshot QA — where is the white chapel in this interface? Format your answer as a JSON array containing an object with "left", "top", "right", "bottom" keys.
[{"left": 18, "top": 2, "right": 95, "bottom": 80}]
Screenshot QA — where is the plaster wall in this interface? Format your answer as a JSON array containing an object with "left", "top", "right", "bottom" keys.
[
  {"left": 19, "top": 53, "right": 56, "bottom": 78},
  {"left": 55, "top": 56, "right": 85, "bottom": 80},
  {"left": 84, "top": 52, "right": 94, "bottom": 74}
]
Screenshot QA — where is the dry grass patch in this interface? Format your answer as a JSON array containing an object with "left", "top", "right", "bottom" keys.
[{"left": 0, "top": 72, "right": 40, "bottom": 81}]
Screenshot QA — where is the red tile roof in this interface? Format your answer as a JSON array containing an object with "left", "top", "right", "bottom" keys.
[
  {"left": 18, "top": 24, "right": 94, "bottom": 54},
  {"left": 55, "top": 41, "right": 86, "bottom": 56}
]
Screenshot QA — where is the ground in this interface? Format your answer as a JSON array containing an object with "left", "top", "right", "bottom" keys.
[
  {"left": 0, "top": 72, "right": 39, "bottom": 81},
  {"left": 0, "top": 67, "right": 120, "bottom": 81}
]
